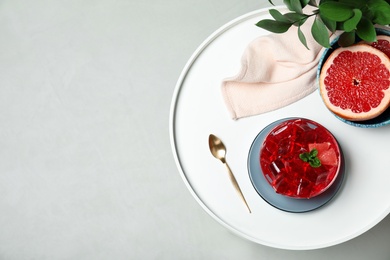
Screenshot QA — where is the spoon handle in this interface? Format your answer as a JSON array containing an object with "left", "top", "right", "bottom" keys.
[{"left": 224, "top": 162, "right": 252, "bottom": 213}]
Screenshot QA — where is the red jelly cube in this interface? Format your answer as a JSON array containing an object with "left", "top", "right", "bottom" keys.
[{"left": 260, "top": 118, "right": 341, "bottom": 199}]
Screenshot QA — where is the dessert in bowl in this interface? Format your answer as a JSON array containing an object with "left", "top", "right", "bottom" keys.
[
  {"left": 248, "top": 118, "right": 345, "bottom": 212},
  {"left": 259, "top": 118, "right": 341, "bottom": 199}
]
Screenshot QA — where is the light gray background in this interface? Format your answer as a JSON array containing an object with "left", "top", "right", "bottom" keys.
[{"left": 0, "top": 0, "right": 389, "bottom": 259}]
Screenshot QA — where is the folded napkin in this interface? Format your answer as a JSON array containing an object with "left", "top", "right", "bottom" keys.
[{"left": 221, "top": 16, "right": 325, "bottom": 120}]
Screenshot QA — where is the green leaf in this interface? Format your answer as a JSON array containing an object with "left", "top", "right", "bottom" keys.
[
  {"left": 311, "top": 17, "right": 331, "bottom": 48},
  {"left": 299, "top": 153, "right": 309, "bottom": 162},
  {"left": 343, "top": 9, "right": 362, "bottom": 32},
  {"left": 299, "top": 16, "right": 308, "bottom": 26},
  {"left": 268, "top": 0, "right": 275, "bottom": 5},
  {"left": 310, "top": 157, "right": 322, "bottom": 168},
  {"left": 269, "top": 9, "right": 291, "bottom": 23},
  {"left": 319, "top": 2, "right": 354, "bottom": 21},
  {"left": 299, "top": 149, "right": 322, "bottom": 168},
  {"left": 283, "top": 0, "right": 294, "bottom": 11},
  {"left": 298, "top": 25, "right": 309, "bottom": 49},
  {"left": 308, "top": 0, "right": 318, "bottom": 7},
  {"left": 310, "top": 148, "right": 318, "bottom": 157},
  {"left": 320, "top": 14, "right": 337, "bottom": 32},
  {"left": 367, "top": 0, "right": 390, "bottom": 25},
  {"left": 284, "top": 12, "right": 308, "bottom": 24},
  {"left": 290, "top": 0, "right": 303, "bottom": 14},
  {"left": 256, "top": 19, "right": 293, "bottom": 33},
  {"left": 338, "top": 31, "right": 356, "bottom": 47},
  {"left": 356, "top": 17, "right": 377, "bottom": 42},
  {"left": 336, "top": 22, "right": 344, "bottom": 30},
  {"left": 283, "top": 0, "right": 306, "bottom": 14},
  {"left": 300, "top": 0, "right": 310, "bottom": 7},
  {"left": 339, "top": 0, "right": 366, "bottom": 8}
]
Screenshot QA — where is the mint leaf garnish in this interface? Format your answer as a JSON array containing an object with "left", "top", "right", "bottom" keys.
[
  {"left": 310, "top": 157, "right": 321, "bottom": 168},
  {"left": 299, "top": 148, "right": 322, "bottom": 168}
]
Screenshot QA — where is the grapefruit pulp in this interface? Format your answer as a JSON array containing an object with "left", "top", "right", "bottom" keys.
[
  {"left": 363, "top": 35, "right": 390, "bottom": 58},
  {"left": 319, "top": 44, "right": 390, "bottom": 121}
]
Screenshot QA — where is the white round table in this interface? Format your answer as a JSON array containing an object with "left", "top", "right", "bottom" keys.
[{"left": 169, "top": 6, "right": 390, "bottom": 250}]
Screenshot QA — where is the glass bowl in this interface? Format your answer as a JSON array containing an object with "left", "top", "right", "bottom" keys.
[
  {"left": 259, "top": 118, "right": 342, "bottom": 199},
  {"left": 248, "top": 118, "right": 345, "bottom": 213}
]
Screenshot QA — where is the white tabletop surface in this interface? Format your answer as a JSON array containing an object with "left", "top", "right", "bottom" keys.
[{"left": 0, "top": 0, "right": 389, "bottom": 259}]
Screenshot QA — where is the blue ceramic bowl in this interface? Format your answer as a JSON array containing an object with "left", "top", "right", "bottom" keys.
[{"left": 316, "top": 28, "right": 390, "bottom": 128}]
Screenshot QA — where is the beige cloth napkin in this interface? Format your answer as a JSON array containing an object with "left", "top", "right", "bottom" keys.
[{"left": 221, "top": 17, "right": 326, "bottom": 120}]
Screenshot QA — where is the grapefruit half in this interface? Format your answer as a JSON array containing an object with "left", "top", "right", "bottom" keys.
[{"left": 319, "top": 44, "right": 390, "bottom": 121}]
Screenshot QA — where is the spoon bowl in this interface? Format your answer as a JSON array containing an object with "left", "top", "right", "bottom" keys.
[{"left": 209, "top": 134, "right": 227, "bottom": 163}]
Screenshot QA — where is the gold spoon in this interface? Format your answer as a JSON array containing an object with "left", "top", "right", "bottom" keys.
[{"left": 208, "top": 134, "right": 251, "bottom": 213}]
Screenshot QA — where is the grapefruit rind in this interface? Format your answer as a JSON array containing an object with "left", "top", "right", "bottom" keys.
[{"left": 319, "top": 44, "right": 390, "bottom": 121}]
